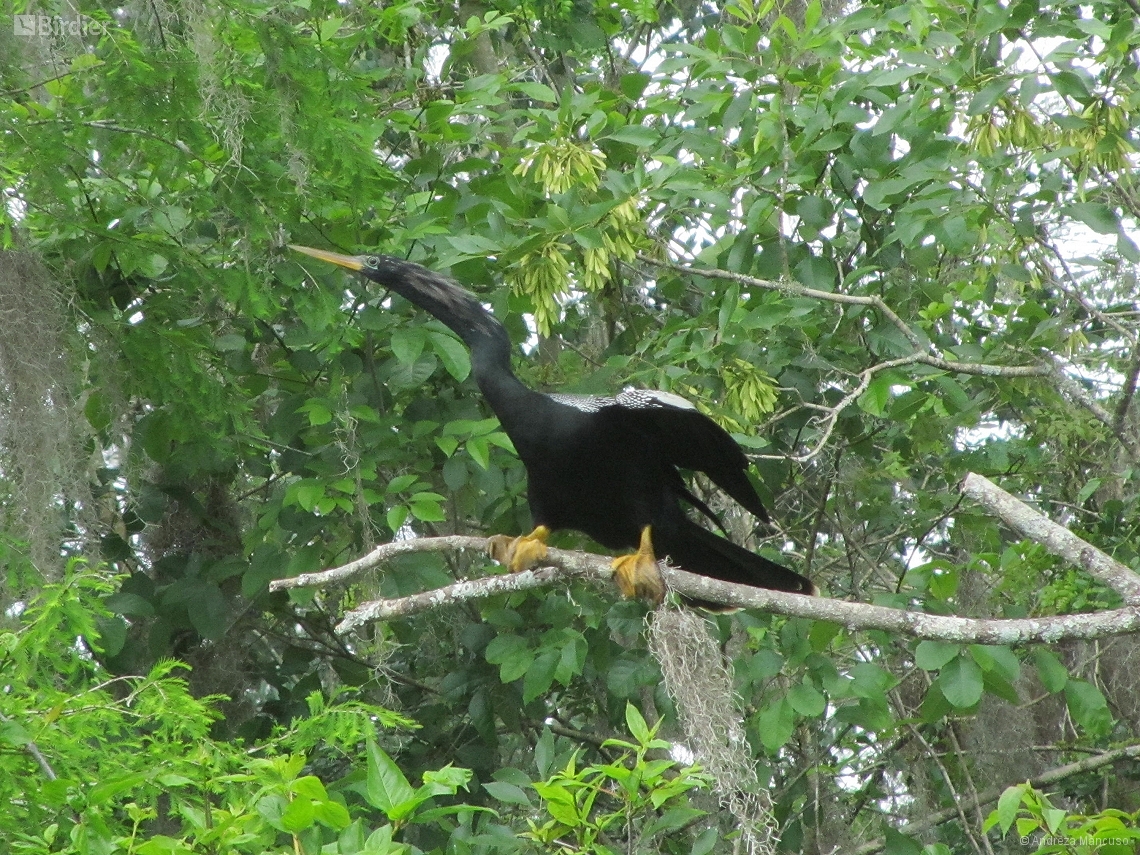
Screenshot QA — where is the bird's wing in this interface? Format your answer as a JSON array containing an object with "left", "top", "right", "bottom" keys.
[{"left": 609, "top": 388, "right": 772, "bottom": 523}]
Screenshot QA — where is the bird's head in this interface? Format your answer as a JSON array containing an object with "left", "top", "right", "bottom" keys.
[{"left": 288, "top": 244, "right": 512, "bottom": 367}]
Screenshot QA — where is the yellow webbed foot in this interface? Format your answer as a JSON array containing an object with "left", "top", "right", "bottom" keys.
[
  {"left": 487, "top": 525, "right": 551, "bottom": 573},
  {"left": 611, "top": 525, "right": 665, "bottom": 605}
]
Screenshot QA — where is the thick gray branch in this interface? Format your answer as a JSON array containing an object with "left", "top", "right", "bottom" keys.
[
  {"left": 961, "top": 472, "right": 1140, "bottom": 605},
  {"left": 270, "top": 534, "right": 1140, "bottom": 642}
]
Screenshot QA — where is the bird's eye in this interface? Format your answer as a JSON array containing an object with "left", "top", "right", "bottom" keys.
[{"left": 365, "top": 255, "right": 381, "bottom": 268}]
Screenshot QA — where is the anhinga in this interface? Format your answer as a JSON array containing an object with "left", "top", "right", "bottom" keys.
[{"left": 290, "top": 246, "right": 815, "bottom": 605}]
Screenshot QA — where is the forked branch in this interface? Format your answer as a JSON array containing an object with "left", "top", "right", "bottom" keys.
[{"left": 270, "top": 473, "right": 1140, "bottom": 640}]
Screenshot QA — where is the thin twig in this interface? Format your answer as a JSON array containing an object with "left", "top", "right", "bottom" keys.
[{"left": 642, "top": 257, "right": 924, "bottom": 348}]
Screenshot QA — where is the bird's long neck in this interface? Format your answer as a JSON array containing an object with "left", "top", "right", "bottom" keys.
[{"left": 368, "top": 256, "right": 535, "bottom": 416}]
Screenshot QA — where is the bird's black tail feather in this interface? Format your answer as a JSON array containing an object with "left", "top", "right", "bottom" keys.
[{"left": 655, "top": 518, "right": 815, "bottom": 609}]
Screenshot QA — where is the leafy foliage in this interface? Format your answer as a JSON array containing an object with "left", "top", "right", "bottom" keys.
[{"left": 986, "top": 783, "right": 1140, "bottom": 855}]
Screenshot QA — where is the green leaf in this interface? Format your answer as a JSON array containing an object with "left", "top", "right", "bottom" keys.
[
  {"left": 793, "top": 255, "right": 837, "bottom": 291},
  {"left": 89, "top": 772, "right": 153, "bottom": 805},
  {"left": 619, "top": 72, "right": 651, "bottom": 100},
  {"left": 319, "top": 16, "right": 344, "bottom": 40},
  {"left": 644, "top": 806, "right": 707, "bottom": 836},
  {"left": 301, "top": 400, "right": 333, "bottom": 426},
  {"left": 1065, "top": 202, "right": 1119, "bottom": 235},
  {"left": 883, "top": 829, "right": 923, "bottom": 855},
  {"left": 430, "top": 331, "right": 471, "bottom": 381},
  {"left": 292, "top": 775, "right": 330, "bottom": 801},
  {"left": 312, "top": 799, "right": 350, "bottom": 829},
  {"left": 483, "top": 781, "right": 532, "bottom": 806},
  {"left": 995, "top": 783, "right": 1027, "bottom": 834},
  {"left": 420, "top": 764, "right": 471, "bottom": 795},
  {"left": 152, "top": 205, "right": 190, "bottom": 235},
  {"left": 511, "top": 81, "right": 558, "bottom": 103},
  {"left": 937, "top": 654, "right": 984, "bottom": 708},
  {"left": 969, "top": 644, "right": 1020, "bottom": 682},
  {"left": 794, "top": 195, "right": 834, "bottom": 229},
  {"left": 485, "top": 634, "right": 534, "bottom": 683},
  {"left": 467, "top": 436, "right": 490, "bottom": 469},
  {"left": 981, "top": 668, "right": 1022, "bottom": 705},
  {"left": 605, "top": 125, "right": 660, "bottom": 147},
  {"left": 534, "top": 780, "right": 579, "bottom": 825},
  {"left": 1064, "top": 679, "right": 1112, "bottom": 735},
  {"left": 408, "top": 495, "right": 445, "bottom": 522},
  {"left": 625, "top": 702, "right": 651, "bottom": 744},
  {"left": 104, "top": 592, "right": 155, "bottom": 617},
  {"left": 0, "top": 719, "right": 31, "bottom": 748},
  {"left": 757, "top": 697, "right": 795, "bottom": 752},
  {"left": 858, "top": 374, "right": 893, "bottom": 416},
  {"left": 692, "top": 827, "right": 719, "bottom": 855},
  {"left": 280, "top": 795, "right": 316, "bottom": 832},
  {"left": 787, "top": 681, "right": 826, "bottom": 717},
  {"left": 386, "top": 505, "right": 409, "bottom": 533},
  {"left": 1033, "top": 649, "right": 1068, "bottom": 693},
  {"left": 388, "top": 354, "right": 437, "bottom": 388},
  {"left": 84, "top": 390, "right": 113, "bottom": 431},
  {"left": 294, "top": 481, "right": 326, "bottom": 512},
  {"left": 523, "top": 651, "right": 558, "bottom": 702},
  {"left": 915, "top": 640, "right": 959, "bottom": 670},
  {"left": 849, "top": 663, "right": 898, "bottom": 698},
  {"left": 390, "top": 326, "right": 427, "bottom": 364},
  {"left": 186, "top": 583, "right": 229, "bottom": 641},
  {"left": 365, "top": 740, "right": 416, "bottom": 814}
]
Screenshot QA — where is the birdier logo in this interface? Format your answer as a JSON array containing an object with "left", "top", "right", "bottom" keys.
[{"left": 13, "top": 14, "right": 109, "bottom": 37}]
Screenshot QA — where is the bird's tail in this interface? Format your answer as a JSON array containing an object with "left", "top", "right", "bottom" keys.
[{"left": 655, "top": 518, "right": 815, "bottom": 608}]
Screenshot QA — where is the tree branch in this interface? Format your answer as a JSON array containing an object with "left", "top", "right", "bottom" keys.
[
  {"left": 271, "top": 523, "right": 1140, "bottom": 642},
  {"left": 1050, "top": 357, "right": 1140, "bottom": 461},
  {"left": 1113, "top": 344, "right": 1140, "bottom": 430},
  {"left": 961, "top": 472, "right": 1140, "bottom": 605},
  {"left": 640, "top": 258, "right": 1051, "bottom": 381},
  {"left": 0, "top": 712, "right": 57, "bottom": 782},
  {"left": 641, "top": 257, "right": 925, "bottom": 349}
]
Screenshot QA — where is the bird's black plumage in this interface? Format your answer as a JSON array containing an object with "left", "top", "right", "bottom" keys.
[{"left": 290, "top": 247, "right": 815, "bottom": 603}]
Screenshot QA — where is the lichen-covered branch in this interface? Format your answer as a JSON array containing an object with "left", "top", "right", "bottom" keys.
[
  {"left": 961, "top": 472, "right": 1140, "bottom": 605},
  {"left": 270, "top": 470, "right": 1140, "bottom": 639},
  {"left": 270, "top": 534, "right": 493, "bottom": 590},
  {"left": 272, "top": 533, "right": 1140, "bottom": 642}
]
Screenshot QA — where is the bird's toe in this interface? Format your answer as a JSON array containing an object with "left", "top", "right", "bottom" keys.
[
  {"left": 611, "top": 552, "right": 665, "bottom": 605},
  {"left": 487, "top": 526, "right": 550, "bottom": 573}
]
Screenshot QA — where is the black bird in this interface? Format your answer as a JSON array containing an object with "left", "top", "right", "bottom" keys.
[{"left": 290, "top": 246, "right": 815, "bottom": 605}]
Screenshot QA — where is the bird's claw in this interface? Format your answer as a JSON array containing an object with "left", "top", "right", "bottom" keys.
[
  {"left": 611, "top": 526, "right": 664, "bottom": 605},
  {"left": 487, "top": 525, "right": 550, "bottom": 573}
]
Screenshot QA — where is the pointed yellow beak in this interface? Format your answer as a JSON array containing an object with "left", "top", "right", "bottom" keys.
[{"left": 289, "top": 244, "right": 366, "bottom": 271}]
